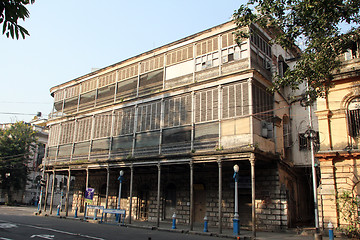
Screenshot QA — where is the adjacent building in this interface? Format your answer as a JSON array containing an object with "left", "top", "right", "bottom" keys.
[
  {"left": 315, "top": 41, "right": 360, "bottom": 229},
  {"left": 0, "top": 119, "right": 48, "bottom": 205},
  {"left": 44, "top": 21, "right": 315, "bottom": 232}
]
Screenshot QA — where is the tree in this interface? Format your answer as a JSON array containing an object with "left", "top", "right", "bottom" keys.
[
  {"left": 0, "top": 121, "right": 37, "bottom": 203},
  {"left": 0, "top": 0, "right": 35, "bottom": 39},
  {"left": 233, "top": 0, "right": 360, "bottom": 101}
]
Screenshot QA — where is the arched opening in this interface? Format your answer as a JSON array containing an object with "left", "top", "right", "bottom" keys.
[
  {"left": 283, "top": 115, "right": 292, "bottom": 161},
  {"left": 347, "top": 97, "right": 360, "bottom": 139}
]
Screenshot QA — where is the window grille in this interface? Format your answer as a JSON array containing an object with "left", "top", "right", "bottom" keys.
[
  {"left": 65, "top": 85, "right": 80, "bottom": 99},
  {"left": 195, "top": 88, "right": 218, "bottom": 123},
  {"left": 114, "top": 107, "right": 135, "bottom": 136},
  {"left": 348, "top": 98, "right": 360, "bottom": 137},
  {"left": 222, "top": 82, "right": 248, "bottom": 119},
  {"left": 54, "top": 90, "right": 65, "bottom": 102},
  {"left": 250, "top": 31, "right": 271, "bottom": 58},
  {"left": 48, "top": 124, "right": 61, "bottom": 147},
  {"left": 164, "top": 94, "right": 192, "bottom": 127},
  {"left": 140, "top": 55, "right": 164, "bottom": 74},
  {"left": 166, "top": 45, "right": 193, "bottom": 66},
  {"left": 196, "top": 37, "right": 218, "bottom": 56},
  {"left": 283, "top": 116, "right": 291, "bottom": 148},
  {"left": 75, "top": 117, "right": 92, "bottom": 142},
  {"left": 81, "top": 78, "right": 97, "bottom": 93},
  {"left": 94, "top": 113, "right": 112, "bottom": 139},
  {"left": 137, "top": 101, "right": 161, "bottom": 132},
  {"left": 221, "top": 32, "right": 236, "bottom": 48},
  {"left": 252, "top": 83, "right": 273, "bottom": 121},
  {"left": 118, "top": 64, "right": 138, "bottom": 81},
  {"left": 59, "top": 121, "right": 75, "bottom": 144},
  {"left": 98, "top": 71, "right": 116, "bottom": 88}
]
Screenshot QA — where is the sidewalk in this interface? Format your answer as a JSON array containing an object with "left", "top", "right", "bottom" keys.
[{"left": 42, "top": 207, "right": 346, "bottom": 240}]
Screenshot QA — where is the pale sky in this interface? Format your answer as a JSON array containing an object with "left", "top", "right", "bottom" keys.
[{"left": 0, "top": 0, "right": 243, "bottom": 123}]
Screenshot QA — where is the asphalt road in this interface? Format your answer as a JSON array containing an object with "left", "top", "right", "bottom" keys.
[{"left": 0, "top": 206, "right": 224, "bottom": 240}]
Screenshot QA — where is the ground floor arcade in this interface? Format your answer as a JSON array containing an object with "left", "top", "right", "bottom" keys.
[{"left": 40, "top": 150, "right": 314, "bottom": 235}]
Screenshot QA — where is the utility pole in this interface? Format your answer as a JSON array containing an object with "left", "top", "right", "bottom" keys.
[
  {"left": 308, "top": 103, "right": 322, "bottom": 240},
  {"left": 301, "top": 82, "right": 322, "bottom": 240}
]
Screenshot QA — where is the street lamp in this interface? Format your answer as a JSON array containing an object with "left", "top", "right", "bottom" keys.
[
  {"left": 117, "top": 170, "right": 124, "bottom": 209},
  {"left": 233, "top": 164, "right": 240, "bottom": 235},
  {"left": 116, "top": 170, "right": 124, "bottom": 223}
]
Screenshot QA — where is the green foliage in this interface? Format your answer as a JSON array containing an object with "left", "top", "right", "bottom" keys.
[
  {"left": 337, "top": 191, "right": 360, "bottom": 238},
  {"left": 0, "top": 0, "right": 35, "bottom": 39},
  {"left": 0, "top": 121, "right": 37, "bottom": 202},
  {"left": 233, "top": 0, "right": 360, "bottom": 101}
]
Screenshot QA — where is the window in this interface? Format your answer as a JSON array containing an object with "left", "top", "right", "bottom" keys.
[
  {"left": 166, "top": 45, "right": 193, "bottom": 66},
  {"left": 222, "top": 46, "right": 241, "bottom": 63},
  {"left": 345, "top": 41, "right": 359, "bottom": 60},
  {"left": 250, "top": 31, "right": 271, "bottom": 58},
  {"left": 195, "top": 52, "right": 219, "bottom": 71},
  {"left": 252, "top": 83, "right": 273, "bottom": 121},
  {"left": 348, "top": 98, "right": 360, "bottom": 137},
  {"left": 278, "top": 60, "right": 289, "bottom": 78},
  {"left": 283, "top": 115, "right": 291, "bottom": 149},
  {"left": 196, "top": 37, "right": 218, "bottom": 56}
]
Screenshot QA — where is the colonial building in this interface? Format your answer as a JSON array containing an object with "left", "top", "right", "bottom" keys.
[
  {"left": 43, "top": 21, "right": 313, "bottom": 233},
  {"left": 0, "top": 119, "right": 48, "bottom": 205},
  {"left": 315, "top": 41, "right": 360, "bottom": 229}
]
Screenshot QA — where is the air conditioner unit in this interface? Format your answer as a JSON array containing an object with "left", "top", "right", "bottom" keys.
[
  {"left": 261, "top": 121, "right": 273, "bottom": 139},
  {"left": 261, "top": 121, "right": 268, "bottom": 138}
]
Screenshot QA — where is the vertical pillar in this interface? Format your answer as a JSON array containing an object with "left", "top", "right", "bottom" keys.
[
  {"left": 105, "top": 166, "right": 110, "bottom": 209},
  {"left": 191, "top": 91, "right": 195, "bottom": 151},
  {"left": 250, "top": 155, "right": 256, "bottom": 238},
  {"left": 156, "top": 164, "right": 161, "bottom": 227},
  {"left": 129, "top": 165, "right": 134, "bottom": 224},
  {"left": 248, "top": 78, "right": 254, "bottom": 146},
  {"left": 84, "top": 168, "right": 89, "bottom": 218},
  {"left": 86, "top": 168, "right": 89, "bottom": 189},
  {"left": 65, "top": 169, "right": 71, "bottom": 217},
  {"left": 189, "top": 161, "right": 194, "bottom": 231},
  {"left": 44, "top": 172, "right": 50, "bottom": 212},
  {"left": 50, "top": 170, "right": 56, "bottom": 214},
  {"left": 218, "top": 160, "right": 223, "bottom": 234}
]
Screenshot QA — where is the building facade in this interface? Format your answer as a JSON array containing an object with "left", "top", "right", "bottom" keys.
[
  {"left": 0, "top": 119, "right": 48, "bottom": 204},
  {"left": 44, "top": 21, "right": 313, "bottom": 232},
  {"left": 315, "top": 41, "right": 360, "bottom": 229}
]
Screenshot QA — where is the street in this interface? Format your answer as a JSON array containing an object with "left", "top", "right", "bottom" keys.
[{"left": 0, "top": 206, "right": 224, "bottom": 240}]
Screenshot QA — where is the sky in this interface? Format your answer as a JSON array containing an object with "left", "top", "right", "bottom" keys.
[{"left": 0, "top": 0, "right": 244, "bottom": 123}]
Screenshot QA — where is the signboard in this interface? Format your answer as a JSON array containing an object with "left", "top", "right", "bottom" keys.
[
  {"left": 85, "top": 188, "right": 95, "bottom": 204},
  {"left": 103, "top": 209, "right": 126, "bottom": 215}
]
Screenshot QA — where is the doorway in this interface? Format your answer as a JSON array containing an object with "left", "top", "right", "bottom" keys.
[
  {"left": 164, "top": 183, "right": 177, "bottom": 220},
  {"left": 194, "top": 184, "right": 206, "bottom": 222},
  {"left": 137, "top": 185, "right": 149, "bottom": 220}
]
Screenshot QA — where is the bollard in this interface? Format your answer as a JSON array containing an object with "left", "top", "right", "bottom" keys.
[
  {"left": 116, "top": 213, "right": 121, "bottom": 223},
  {"left": 328, "top": 221, "right": 334, "bottom": 240},
  {"left": 172, "top": 213, "right": 176, "bottom": 229},
  {"left": 203, "top": 215, "right": 208, "bottom": 232},
  {"left": 84, "top": 204, "right": 88, "bottom": 221},
  {"left": 74, "top": 206, "right": 78, "bottom": 218},
  {"left": 56, "top": 205, "right": 60, "bottom": 216}
]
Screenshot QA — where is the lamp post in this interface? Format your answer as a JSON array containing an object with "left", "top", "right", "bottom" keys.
[
  {"left": 117, "top": 170, "right": 124, "bottom": 222},
  {"left": 233, "top": 164, "right": 240, "bottom": 235}
]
